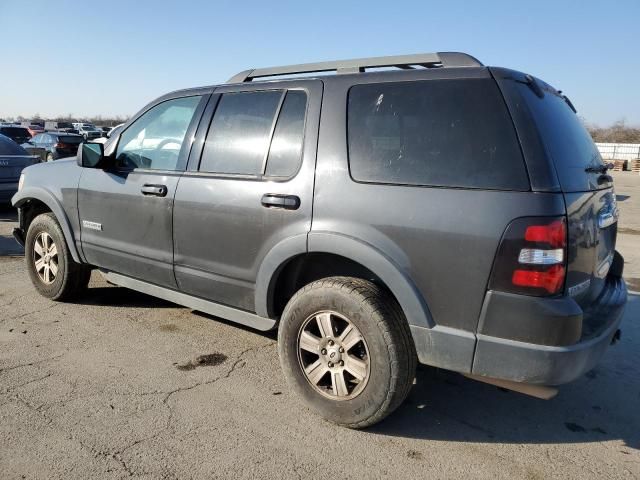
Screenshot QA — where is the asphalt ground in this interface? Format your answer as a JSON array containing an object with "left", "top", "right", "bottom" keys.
[{"left": 0, "top": 172, "right": 638, "bottom": 479}]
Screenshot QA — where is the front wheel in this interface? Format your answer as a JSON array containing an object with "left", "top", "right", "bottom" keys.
[
  {"left": 278, "top": 277, "right": 416, "bottom": 428},
  {"left": 25, "top": 213, "right": 91, "bottom": 301}
]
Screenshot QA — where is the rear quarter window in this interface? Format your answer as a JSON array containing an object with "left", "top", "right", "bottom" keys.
[
  {"left": 516, "top": 80, "right": 605, "bottom": 192},
  {"left": 347, "top": 78, "right": 529, "bottom": 190}
]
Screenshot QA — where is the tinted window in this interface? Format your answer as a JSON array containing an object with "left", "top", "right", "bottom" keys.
[
  {"left": 264, "top": 90, "right": 307, "bottom": 177},
  {"left": 347, "top": 79, "right": 528, "bottom": 190},
  {"left": 517, "top": 81, "right": 603, "bottom": 192},
  {"left": 0, "top": 135, "right": 28, "bottom": 155},
  {"left": 0, "top": 127, "right": 31, "bottom": 143},
  {"left": 116, "top": 96, "right": 201, "bottom": 170},
  {"left": 200, "top": 90, "right": 283, "bottom": 175},
  {"left": 59, "top": 135, "right": 83, "bottom": 144}
]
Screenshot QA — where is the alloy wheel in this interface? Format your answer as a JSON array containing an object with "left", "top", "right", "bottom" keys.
[
  {"left": 33, "top": 232, "right": 58, "bottom": 284},
  {"left": 297, "top": 311, "right": 370, "bottom": 400}
]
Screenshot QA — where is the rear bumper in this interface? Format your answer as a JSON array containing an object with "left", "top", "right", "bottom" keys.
[{"left": 472, "top": 274, "right": 627, "bottom": 385}]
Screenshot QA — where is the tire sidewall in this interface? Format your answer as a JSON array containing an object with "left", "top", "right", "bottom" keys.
[
  {"left": 279, "top": 283, "right": 394, "bottom": 426},
  {"left": 25, "top": 214, "right": 69, "bottom": 299}
]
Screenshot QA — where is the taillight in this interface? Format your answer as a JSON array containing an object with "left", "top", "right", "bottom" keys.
[
  {"left": 524, "top": 220, "right": 566, "bottom": 247},
  {"left": 489, "top": 217, "right": 567, "bottom": 296}
]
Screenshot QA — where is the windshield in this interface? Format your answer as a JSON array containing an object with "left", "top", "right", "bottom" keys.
[{"left": 518, "top": 79, "right": 605, "bottom": 192}]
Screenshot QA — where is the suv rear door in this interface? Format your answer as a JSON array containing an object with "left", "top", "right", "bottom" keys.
[
  {"left": 172, "top": 80, "right": 322, "bottom": 312},
  {"left": 78, "top": 94, "right": 207, "bottom": 288}
]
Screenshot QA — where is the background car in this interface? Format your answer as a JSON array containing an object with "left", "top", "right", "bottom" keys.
[
  {"left": 97, "top": 126, "right": 112, "bottom": 137},
  {"left": 90, "top": 123, "right": 124, "bottom": 144},
  {"left": 72, "top": 123, "right": 102, "bottom": 141},
  {"left": 44, "top": 121, "right": 76, "bottom": 133},
  {"left": 23, "top": 132, "right": 84, "bottom": 161},
  {"left": 0, "top": 125, "right": 32, "bottom": 145},
  {"left": 0, "top": 133, "right": 39, "bottom": 204}
]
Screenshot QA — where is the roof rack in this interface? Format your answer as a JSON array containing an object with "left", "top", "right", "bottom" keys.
[{"left": 226, "top": 51, "right": 482, "bottom": 83}]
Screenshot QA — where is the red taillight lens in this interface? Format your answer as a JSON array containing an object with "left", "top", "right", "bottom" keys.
[
  {"left": 512, "top": 265, "right": 566, "bottom": 294},
  {"left": 54, "top": 143, "right": 62, "bottom": 148},
  {"left": 489, "top": 216, "right": 567, "bottom": 297},
  {"left": 524, "top": 220, "right": 566, "bottom": 248}
]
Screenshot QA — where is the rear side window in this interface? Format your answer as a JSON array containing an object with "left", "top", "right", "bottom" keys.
[
  {"left": 517, "top": 80, "right": 604, "bottom": 192},
  {"left": 200, "top": 91, "right": 283, "bottom": 175},
  {"left": 347, "top": 79, "right": 529, "bottom": 190},
  {"left": 265, "top": 90, "right": 307, "bottom": 177},
  {"left": 200, "top": 90, "right": 308, "bottom": 177}
]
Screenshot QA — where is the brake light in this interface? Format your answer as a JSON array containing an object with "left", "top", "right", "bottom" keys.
[
  {"left": 512, "top": 265, "right": 566, "bottom": 294},
  {"left": 489, "top": 217, "right": 567, "bottom": 297},
  {"left": 524, "top": 220, "right": 566, "bottom": 248}
]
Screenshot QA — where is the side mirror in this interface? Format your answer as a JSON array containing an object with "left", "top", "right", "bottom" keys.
[{"left": 78, "top": 142, "right": 105, "bottom": 168}]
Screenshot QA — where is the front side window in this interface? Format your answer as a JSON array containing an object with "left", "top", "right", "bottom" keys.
[
  {"left": 116, "top": 95, "right": 202, "bottom": 170},
  {"left": 347, "top": 79, "right": 529, "bottom": 190}
]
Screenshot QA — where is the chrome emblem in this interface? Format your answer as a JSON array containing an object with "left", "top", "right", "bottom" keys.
[{"left": 82, "top": 220, "right": 103, "bottom": 231}]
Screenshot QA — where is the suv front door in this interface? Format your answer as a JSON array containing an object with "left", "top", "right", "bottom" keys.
[
  {"left": 78, "top": 94, "right": 207, "bottom": 288},
  {"left": 173, "top": 80, "right": 322, "bottom": 312}
]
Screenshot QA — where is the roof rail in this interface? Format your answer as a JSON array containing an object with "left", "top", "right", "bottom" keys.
[{"left": 226, "top": 51, "right": 483, "bottom": 83}]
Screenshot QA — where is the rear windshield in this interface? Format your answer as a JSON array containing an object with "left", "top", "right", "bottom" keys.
[
  {"left": 0, "top": 135, "right": 28, "bottom": 155},
  {"left": 517, "top": 80, "right": 604, "bottom": 192},
  {"left": 0, "top": 127, "right": 30, "bottom": 136},
  {"left": 59, "top": 135, "right": 83, "bottom": 144},
  {"left": 347, "top": 78, "right": 529, "bottom": 190}
]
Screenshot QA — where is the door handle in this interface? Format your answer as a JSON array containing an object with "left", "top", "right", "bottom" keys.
[
  {"left": 261, "top": 194, "right": 300, "bottom": 210},
  {"left": 141, "top": 184, "right": 168, "bottom": 197}
]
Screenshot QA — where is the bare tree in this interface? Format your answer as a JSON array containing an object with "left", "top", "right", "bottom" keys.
[{"left": 587, "top": 119, "right": 640, "bottom": 144}]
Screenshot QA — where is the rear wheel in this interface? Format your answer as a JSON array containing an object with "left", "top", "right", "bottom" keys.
[
  {"left": 278, "top": 277, "right": 416, "bottom": 428},
  {"left": 25, "top": 213, "right": 91, "bottom": 301},
  {"left": 46, "top": 153, "right": 53, "bottom": 162}
]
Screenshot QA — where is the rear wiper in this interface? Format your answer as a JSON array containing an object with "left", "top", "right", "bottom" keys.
[{"left": 585, "top": 163, "right": 613, "bottom": 174}]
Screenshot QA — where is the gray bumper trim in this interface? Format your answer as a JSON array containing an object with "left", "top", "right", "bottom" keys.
[{"left": 471, "top": 286, "right": 626, "bottom": 385}]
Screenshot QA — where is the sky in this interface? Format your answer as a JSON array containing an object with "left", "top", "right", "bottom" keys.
[{"left": 1, "top": 0, "right": 638, "bottom": 126}]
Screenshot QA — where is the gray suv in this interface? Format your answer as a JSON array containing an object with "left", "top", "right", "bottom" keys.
[{"left": 11, "top": 52, "right": 627, "bottom": 428}]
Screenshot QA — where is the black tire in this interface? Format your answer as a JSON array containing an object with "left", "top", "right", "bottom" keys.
[
  {"left": 278, "top": 276, "right": 416, "bottom": 428},
  {"left": 25, "top": 212, "right": 91, "bottom": 301}
]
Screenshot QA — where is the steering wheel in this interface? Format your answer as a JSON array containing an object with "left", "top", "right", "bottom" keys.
[{"left": 156, "top": 138, "right": 181, "bottom": 151}]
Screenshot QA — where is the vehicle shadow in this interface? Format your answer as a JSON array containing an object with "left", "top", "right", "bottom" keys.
[
  {"left": 0, "top": 235, "right": 23, "bottom": 256},
  {"left": 0, "top": 205, "right": 18, "bottom": 222},
  {"left": 371, "top": 293, "right": 640, "bottom": 450},
  {"left": 76, "top": 282, "right": 176, "bottom": 309}
]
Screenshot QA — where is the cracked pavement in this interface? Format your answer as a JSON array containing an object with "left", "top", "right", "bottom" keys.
[{"left": 1, "top": 171, "right": 639, "bottom": 479}]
